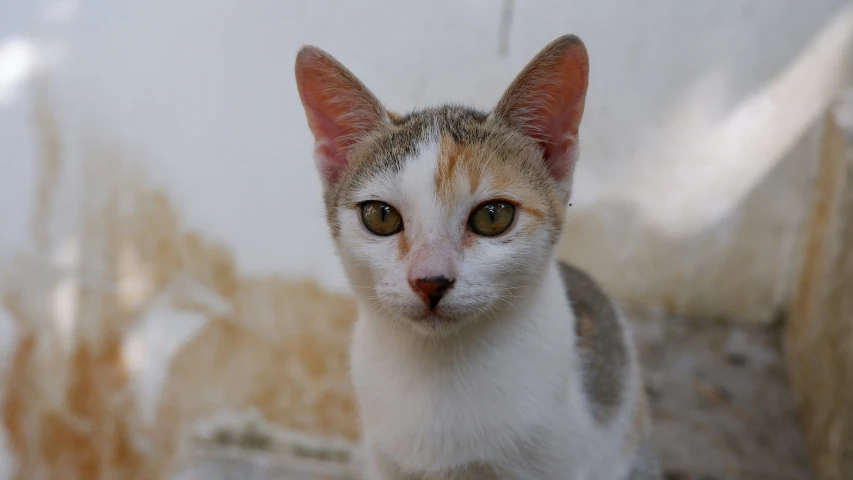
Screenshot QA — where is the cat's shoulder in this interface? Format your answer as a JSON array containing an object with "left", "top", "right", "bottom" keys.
[
  {"left": 556, "top": 260, "right": 630, "bottom": 424},
  {"left": 556, "top": 261, "right": 614, "bottom": 318}
]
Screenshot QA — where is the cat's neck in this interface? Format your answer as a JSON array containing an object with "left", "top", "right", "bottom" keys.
[{"left": 350, "top": 258, "right": 589, "bottom": 476}]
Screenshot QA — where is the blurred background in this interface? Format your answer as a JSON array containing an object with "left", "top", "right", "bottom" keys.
[{"left": 1, "top": 0, "right": 852, "bottom": 478}]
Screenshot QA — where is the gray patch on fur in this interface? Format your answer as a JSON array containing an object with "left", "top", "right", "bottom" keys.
[
  {"left": 625, "top": 439, "right": 662, "bottom": 480},
  {"left": 558, "top": 261, "right": 628, "bottom": 424}
]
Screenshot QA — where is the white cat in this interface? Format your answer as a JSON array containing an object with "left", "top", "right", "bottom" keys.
[{"left": 295, "top": 34, "right": 660, "bottom": 479}]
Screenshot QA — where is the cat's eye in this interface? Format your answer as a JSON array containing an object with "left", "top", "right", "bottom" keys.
[
  {"left": 361, "top": 201, "right": 404, "bottom": 236},
  {"left": 469, "top": 201, "right": 515, "bottom": 237}
]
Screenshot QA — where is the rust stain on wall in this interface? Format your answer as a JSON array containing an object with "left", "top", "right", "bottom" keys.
[
  {"left": 29, "top": 79, "right": 63, "bottom": 254},
  {"left": 2, "top": 170, "right": 149, "bottom": 478},
  {"left": 1, "top": 82, "right": 359, "bottom": 478},
  {"left": 150, "top": 279, "right": 358, "bottom": 475},
  {"left": 786, "top": 112, "right": 853, "bottom": 480}
]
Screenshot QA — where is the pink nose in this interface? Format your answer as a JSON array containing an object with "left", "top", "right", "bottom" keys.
[{"left": 408, "top": 276, "right": 455, "bottom": 310}]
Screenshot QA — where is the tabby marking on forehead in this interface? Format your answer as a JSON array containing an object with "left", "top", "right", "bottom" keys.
[
  {"left": 434, "top": 135, "right": 482, "bottom": 205},
  {"left": 324, "top": 105, "right": 568, "bottom": 248}
]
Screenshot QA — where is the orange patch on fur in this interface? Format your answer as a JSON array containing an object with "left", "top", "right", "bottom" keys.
[
  {"left": 491, "top": 174, "right": 512, "bottom": 191},
  {"left": 435, "top": 136, "right": 493, "bottom": 204},
  {"left": 521, "top": 206, "right": 546, "bottom": 220},
  {"left": 434, "top": 135, "right": 461, "bottom": 203},
  {"left": 433, "top": 134, "right": 557, "bottom": 245},
  {"left": 468, "top": 165, "right": 482, "bottom": 194},
  {"left": 397, "top": 231, "right": 411, "bottom": 259},
  {"left": 462, "top": 231, "right": 475, "bottom": 249}
]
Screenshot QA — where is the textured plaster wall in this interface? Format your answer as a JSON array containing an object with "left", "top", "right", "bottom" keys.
[{"left": 1, "top": 0, "right": 852, "bottom": 476}]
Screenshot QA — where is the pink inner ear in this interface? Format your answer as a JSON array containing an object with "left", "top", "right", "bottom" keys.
[
  {"left": 313, "top": 138, "right": 347, "bottom": 186},
  {"left": 295, "top": 46, "right": 385, "bottom": 186},
  {"left": 530, "top": 83, "right": 586, "bottom": 181},
  {"left": 301, "top": 94, "right": 360, "bottom": 185},
  {"left": 495, "top": 36, "right": 589, "bottom": 182}
]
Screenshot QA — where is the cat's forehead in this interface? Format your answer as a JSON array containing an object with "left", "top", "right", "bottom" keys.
[
  {"left": 324, "top": 105, "right": 561, "bottom": 237},
  {"left": 355, "top": 105, "right": 496, "bottom": 180},
  {"left": 390, "top": 105, "right": 491, "bottom": 141},
  {"left": 347, "top": 106, "right": 547, "bottom": 198}
]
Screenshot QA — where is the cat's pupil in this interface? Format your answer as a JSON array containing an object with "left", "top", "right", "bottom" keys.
[
  {"left": 361, "top": 201, "right": 403, "bottom": 236},
  {"left": 468, "top": 201, "right": 515, "bottom": 237}
]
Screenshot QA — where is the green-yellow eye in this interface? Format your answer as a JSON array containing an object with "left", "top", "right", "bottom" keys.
[
  {"left": 361, "top": 201, "right": 403, "bottom": 236},
  {"left": 469, "top": 201, "right": 515, "bottom": 237}
]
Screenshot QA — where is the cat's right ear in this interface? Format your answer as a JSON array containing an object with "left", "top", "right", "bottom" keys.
[{"left": 295, "top": 46, "right": 388, "bottom": 188}]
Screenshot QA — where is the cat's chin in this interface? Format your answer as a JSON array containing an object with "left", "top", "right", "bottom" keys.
[
  {"left": 406, "top": 316, "right": 467, "bottom": 337},
  {"left": 402, "top": 308, "right": 485, "bottom": 337},
  {"left": 362, "top": 300, "right": 482, "bottom": 336},
  {"left": 410, "top": 311, "right": 456, "bottom": 324}
]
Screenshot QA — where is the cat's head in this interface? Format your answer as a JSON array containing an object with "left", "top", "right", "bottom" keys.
[{"left": 295, "top": 35, "right": 588, "bottom": 336}]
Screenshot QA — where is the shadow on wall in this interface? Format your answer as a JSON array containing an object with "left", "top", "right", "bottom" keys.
[
  {"left": 559, "top": 121, "right": 821, "bottom": 323},
  {"left": 558, "top": 4, "right": 853, "bottom": 323},
  {"left": 0, "top": 80, "right": 359, "bottom": 479},
  {"left": 563, "top": 1, "right": 853, "bottom": 218}
]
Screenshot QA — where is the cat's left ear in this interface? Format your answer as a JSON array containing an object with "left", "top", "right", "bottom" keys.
[
  {"left": 493, "top": 35, "right": 589, "bottom": 185},
  {"left": 295, "top": 46, "right": 388, "bottom": 188}
]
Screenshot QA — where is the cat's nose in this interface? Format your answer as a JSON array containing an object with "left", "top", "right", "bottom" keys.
[{"left": 409, "top": 276, "right": 455, "bottom": 310}]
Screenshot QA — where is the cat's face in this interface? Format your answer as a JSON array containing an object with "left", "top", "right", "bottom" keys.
[
  {"left": 326, "top": 109, "right": 565, "bottom": 334},
  {"left": 295, "top": 36, "right": 588, "bottom": 335}
]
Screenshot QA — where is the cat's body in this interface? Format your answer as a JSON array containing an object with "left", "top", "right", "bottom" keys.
[
  {"left": 353, "top": 259, "right": 657, "bottom": 479},
  {"left": 295, "top": 35, "right": 660, "bottom": 479}
]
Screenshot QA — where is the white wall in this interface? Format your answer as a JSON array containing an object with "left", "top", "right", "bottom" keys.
[{"left": 2, "top": 0, "right": 852, "bottom": 317}]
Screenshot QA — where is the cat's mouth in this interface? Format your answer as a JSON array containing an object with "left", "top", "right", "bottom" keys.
[
  {"left": 403, "top": 308, "right": 469, "bottom": 336},
  {"left": 408, "top": 309, "right": 457, "bottom": 323},
  {"left": 374, "top": 290, "right": 478, "bottom": 328},
  {"left": 394, "top": 295, "right": 488, "bottom": 327},
  {"left": 383, "top": 297, "right": 492, "bottom": 335}
]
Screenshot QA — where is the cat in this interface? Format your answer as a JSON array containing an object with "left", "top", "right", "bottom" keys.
[{"left": 294, "top": 34, "right": 660, "bottom": 479}]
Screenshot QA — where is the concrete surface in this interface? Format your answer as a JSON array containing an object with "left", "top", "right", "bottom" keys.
[{"left": 636, "top": 311, "right": 810, "bottom": 480}]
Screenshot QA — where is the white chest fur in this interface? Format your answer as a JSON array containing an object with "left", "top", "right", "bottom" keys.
[{"left": 349, "top": 262, "right": 615, "bottom": 478}]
